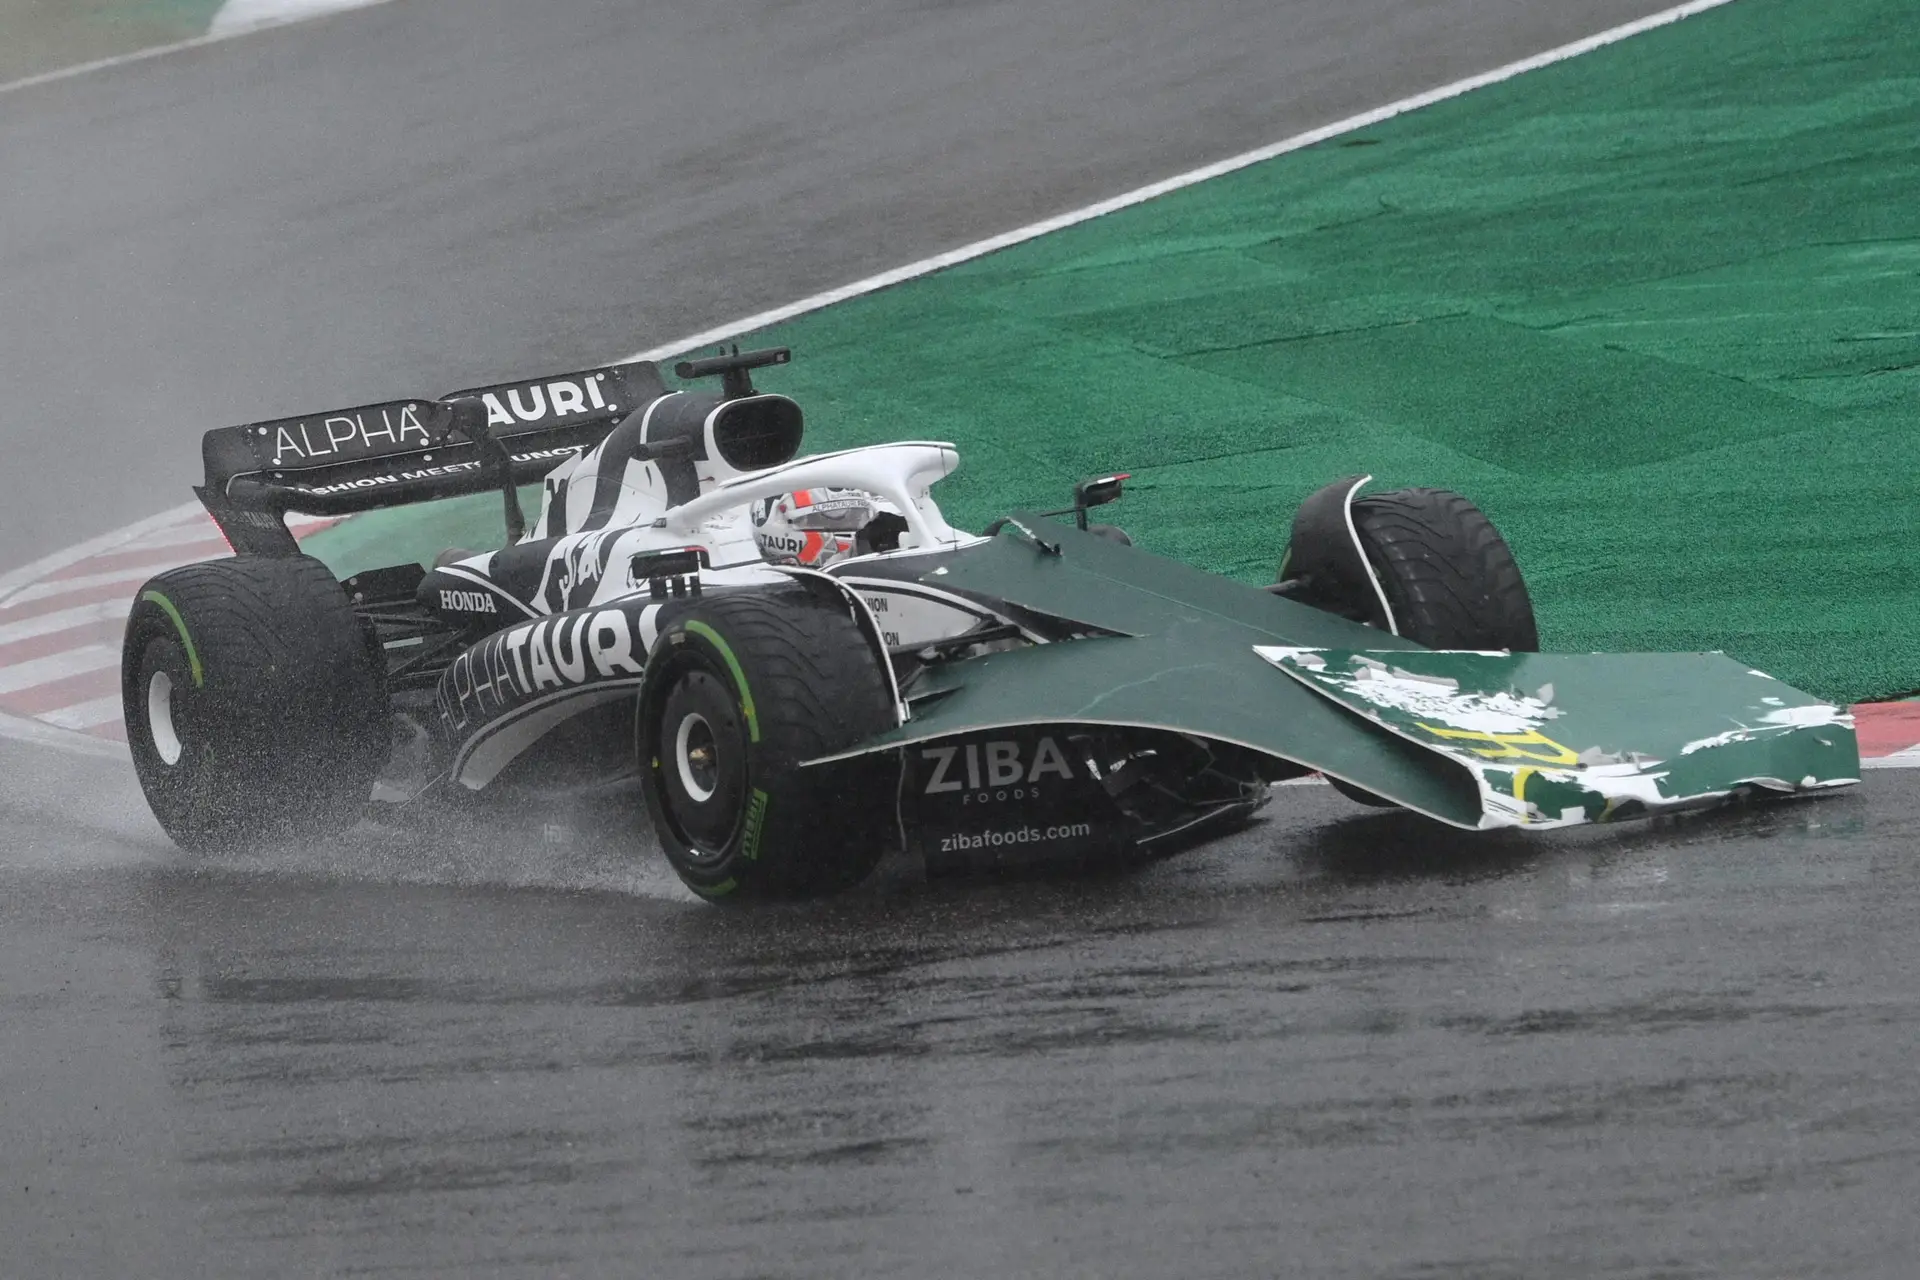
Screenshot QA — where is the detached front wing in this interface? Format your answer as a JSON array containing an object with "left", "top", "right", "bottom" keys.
[{"left": 1258, "top": 647, "right": 1859, "bottom": 828}]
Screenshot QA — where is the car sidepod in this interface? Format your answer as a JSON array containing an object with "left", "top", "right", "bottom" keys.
[{"left": 435, "top": 593, "right": 680, "bottom": 790}]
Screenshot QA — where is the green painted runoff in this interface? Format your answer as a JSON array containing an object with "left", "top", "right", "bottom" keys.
[{"left": 309, "top": 0, "right": 1919, "bottom": 703}]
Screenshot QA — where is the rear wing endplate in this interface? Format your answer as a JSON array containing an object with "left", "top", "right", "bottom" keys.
[{"left": 196, "top": 360, "right": 667, "bottom": 554}]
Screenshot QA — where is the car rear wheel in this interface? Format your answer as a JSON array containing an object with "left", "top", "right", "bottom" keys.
[
  {"left": 638, "top": 586, "right": 900, "bottom": 902},
  {"left": 122, "top": 555, "right": 390, "bottom": 850}
]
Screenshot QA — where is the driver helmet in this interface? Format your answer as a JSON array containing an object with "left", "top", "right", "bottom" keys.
[{"left": 751, "top": 487, "right": 882, "bottom": 568}]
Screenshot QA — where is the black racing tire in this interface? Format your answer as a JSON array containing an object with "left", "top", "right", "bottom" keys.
[
  {"left": 1087, "top": 523, "right": 1132, "bottom": 546},
  {"left": 638, "top": 586, "right": 899, "bottom": 902},
  {"left": 122, "top": 555, "right": 389, "bottom": 851},
  {"left": 1349, "top": 487, "right": 1539, "bottom": 652}
]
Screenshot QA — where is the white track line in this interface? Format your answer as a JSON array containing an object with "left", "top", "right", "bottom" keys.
[
  {"left": 0, "top": 0, "right": 399, "bottom": 96},
  {"left": 626, "top": 0, "right": 1742, "bottom": 363},
  {"left": 209, "top": 0, "right": 391, "bottom": 38}
]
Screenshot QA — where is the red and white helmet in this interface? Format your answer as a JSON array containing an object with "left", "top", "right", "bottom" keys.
[{"left": 751, "top": 488, "right": 882, "bottom": 568}]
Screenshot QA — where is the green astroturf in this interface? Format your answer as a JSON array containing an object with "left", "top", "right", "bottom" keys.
[{"left": 310, "top": 0, "right": 1920, "bottom": 702}]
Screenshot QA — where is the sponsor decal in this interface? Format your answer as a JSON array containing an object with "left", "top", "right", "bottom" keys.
[
  {"left": 283, "top": 445, "right": 583, "bottom": 496},
  {"left": 921, "top": 735, "right": 1075, "bottom": 804},
  {"left": 937, "top": 823, "right": 1094, "bottom": 852},
  {"left": 806, "top": 495, "right": 871, "bottom": 515},
  {"left": 846, "top": 585, "right": 986, "bottom": 650},
  {"left": 438, "top": 589, "right": 498, "bottom": 614},
  {"left": 478, "top": 373, "right": 612, "bottom": 429},
  {"left": 760, "top": 532, "right": 807, "bottom": 557},
  {"left": 438, "top": 605, "right": 648, "bottom": 732},
  {"left": 912, "top": 730, "right": 1121, "bottom": 871},
  {"left": 541, "top": 529, "right": 625, "bottom": 613},
  {"left": 269, "top": 404, "right": 432, "bottom": 467},
  {"left": 741, "top": 789, "right": 770, "bottom": 861},
  {"left": 858, "top": 593, "right": 905, "bottom": 646}
]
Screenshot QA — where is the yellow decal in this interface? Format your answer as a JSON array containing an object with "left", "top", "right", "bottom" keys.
[{"left": 1414, "top": 724, "right": 1580, "bottom": 766}]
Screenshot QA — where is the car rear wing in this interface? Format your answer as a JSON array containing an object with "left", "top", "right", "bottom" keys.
[{"left": 196, "top": 360, "right": 668, "bottom": 555}]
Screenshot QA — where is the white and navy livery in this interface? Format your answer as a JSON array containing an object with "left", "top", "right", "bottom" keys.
[{"left": 149, "top": 346, "right": 1177, "bottom": 899}]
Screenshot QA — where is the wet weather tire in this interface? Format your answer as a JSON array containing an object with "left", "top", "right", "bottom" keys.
[
  {"left": 638, "top": 586, "right": 899, "bottom": 902},
  {"left": 122, "top": 555, "right": 388, "bottom": 851},
  {"left": 1350, "top": 488, "right": 1538, "bottom": 652}
]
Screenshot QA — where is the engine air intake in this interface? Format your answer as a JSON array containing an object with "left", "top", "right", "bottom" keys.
[{"left": 709, "top": 395, "right": 803, "bottom": 471}]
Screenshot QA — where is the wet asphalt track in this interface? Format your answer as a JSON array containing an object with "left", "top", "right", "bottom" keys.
[
  {"left": 10, "top": 0, "right": 1920, "bottom": 1275},
  {"left": 8, "top": 736, "right": 1920, "bottom": 1277}
]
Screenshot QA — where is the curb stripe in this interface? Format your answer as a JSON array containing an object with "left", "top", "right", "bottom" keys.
[
  {"left": 0, "top": 646, "right": 119, "bottom": 696},
  {"left": 1, "top": 563, "right": 210, "bottom": 609},
  {"left": 0, "top": 707, "right": 128, "bottom": 757},
  {"left": 0, "top": 508, "right": 342, "bottom": 751},
  {"left": 2, "top": 668, "right": 120, "bottom": 717},
  {"left": 38, "top": 694, "right": 127, "bottom": 731},
  {"left": 1855, "top": 702, "right": 1920, "bottom": 755},
  {"left": 0, "top": 576, "right": 178, "bottom": 621},
  {"left": 0, "top": 622, "right": 128, "bottom": 672},
  {"left": 0, "top": 502, "right": 204, "bottom": 603},
  {"left": 0, "top": 599, "right": 131, "bottom": 647},
  {"left": 49, "top": 541, "right": 233, "bottom": 582}
]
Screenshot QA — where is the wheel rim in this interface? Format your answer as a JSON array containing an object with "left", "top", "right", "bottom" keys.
[
  {"left": 654, "top": 668, "right": 748, "bottom": 860},
  {"left": 147, "top": 670, "right": 182, "bottom": 766},
  {"left": 673, "top": 711, "right": 718, "bottom": 803}
]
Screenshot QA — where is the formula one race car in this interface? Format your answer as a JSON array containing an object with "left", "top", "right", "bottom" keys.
[{"left": 122, "top": 348, "right": 1861, "bottom": 900}]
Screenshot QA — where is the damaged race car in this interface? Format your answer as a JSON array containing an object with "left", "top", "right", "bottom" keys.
[{"left": 122, "top": 347, "right": 1861, "bottom": 900}]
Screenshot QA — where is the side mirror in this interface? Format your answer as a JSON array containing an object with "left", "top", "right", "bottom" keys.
[{"left": 1071, "top": 473, "right": 1129, "bottom": 529}]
